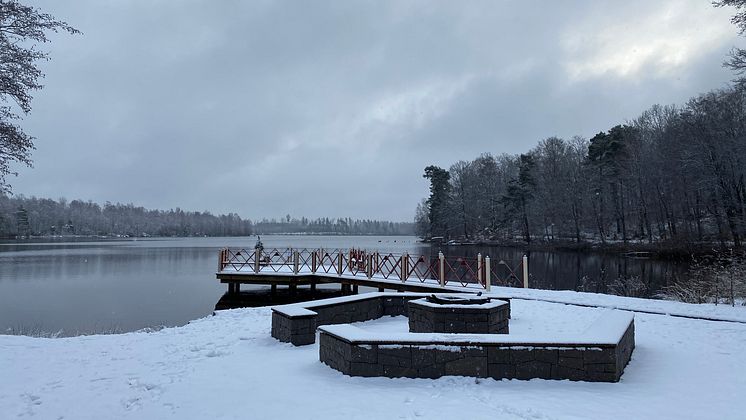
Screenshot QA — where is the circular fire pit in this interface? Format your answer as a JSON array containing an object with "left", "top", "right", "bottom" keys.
[
  {"left": 425, "top": 294, "right": 491, "bottom": 305},
  {"left": 408, "top": 294, "right": 509, "bottom": 334}
]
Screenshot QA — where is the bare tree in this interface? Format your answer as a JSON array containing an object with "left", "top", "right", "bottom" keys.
[
  {"left": 0, "top": 1, "right": 79, "bottom": 193},
  {"left": 715, "top": 0, "right": 746, "bottom": 75}
]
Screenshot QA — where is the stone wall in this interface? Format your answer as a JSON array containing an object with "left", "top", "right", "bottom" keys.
[
  {"left": 319, "top": 317, "right": 634, "bottom": 382},
  {"left": 408, "top": 299, "right": 510, "bottom": 334},
  {"left": 271, "top": 311, "right": 316, "bottom": 346},
  {"left": 272, "top": 293, "right": 513, "bottom": 346},
  {"left": 271, "top": 293, "right": 427, "bottom": 346}
]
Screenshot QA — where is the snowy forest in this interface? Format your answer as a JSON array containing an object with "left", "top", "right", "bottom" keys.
[
  {"left": 0, "top": 195, "right": 253, "bottom": 237},
  {"left": 415, "top": 84, "right": 746, "bottom": 250},
  {"left": 0, "top": 195, "right": 413, "bottom": 238},
  {"left": 252, "top": 216, "right": 413, "bottom": 236}
]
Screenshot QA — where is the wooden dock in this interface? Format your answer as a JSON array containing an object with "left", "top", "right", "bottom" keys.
[{"left": 216, "top": 247, "right": 528, "bottom": 295}]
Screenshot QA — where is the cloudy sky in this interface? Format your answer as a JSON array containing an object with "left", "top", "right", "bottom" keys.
[{"left": 13, "top": 0, "right": 743, "bottom": 221}]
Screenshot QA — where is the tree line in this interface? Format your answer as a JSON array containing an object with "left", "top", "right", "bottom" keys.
[
  {"left": 416, "top": 83, "right": 746, "bottom": 250},
  {"left": 0, "top": 195, "right": 253, "bottom": 237},
  {"left": 253, "top": 216, "right": 413, "bottom": 236},
  {"left": 0, "top": 195, "right": 414, "bottom": 238}
]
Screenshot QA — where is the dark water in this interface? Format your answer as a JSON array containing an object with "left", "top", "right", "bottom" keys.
[
  {"left": 0, "top": 236, "right": 687, "bottom": 336},
  {"left": 441, "top": 245, "right": 687, "bottom": 297}
]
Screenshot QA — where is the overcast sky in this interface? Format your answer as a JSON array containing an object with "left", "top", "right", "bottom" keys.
[{"left": 13, "top": 0, "right": 743, "bottom": 221}]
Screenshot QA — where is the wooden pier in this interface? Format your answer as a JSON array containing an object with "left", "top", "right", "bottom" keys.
[{"left": 216, "top": 247, "right": 528, "bottom": 295}]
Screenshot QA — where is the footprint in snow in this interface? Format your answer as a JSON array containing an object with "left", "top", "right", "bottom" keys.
[
  {"left": 23, "top": 393, "right": 41, "bottom": 405},
  {"left": 123, "top": 396, "right": 142, "bottom": 411},
  {"left": 205, "top": 349, "right": 228, "bottom": 358}
]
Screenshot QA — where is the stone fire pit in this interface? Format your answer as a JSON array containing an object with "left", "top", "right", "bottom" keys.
[{"left": 408, "top": 294, "right": 510, "bottom": 334}]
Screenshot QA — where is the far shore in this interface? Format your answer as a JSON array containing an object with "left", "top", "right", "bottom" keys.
[{"left": 421, "top": 238, "right": 742, "bottom": 260}]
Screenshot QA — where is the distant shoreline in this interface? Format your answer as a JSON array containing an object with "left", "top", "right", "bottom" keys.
[
  {"left": 0, "top": 232, "right": 417, "bottom": 241},
  {"left": 421, "top": 238, "right": 740, "bottom": 260}
]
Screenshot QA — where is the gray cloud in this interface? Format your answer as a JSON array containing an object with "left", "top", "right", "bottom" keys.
[{"left": 14, "top": 0, "right": 742, "bottom": 221}]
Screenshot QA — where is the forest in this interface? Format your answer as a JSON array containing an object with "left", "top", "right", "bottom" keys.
[
  {"left": 0, "top": 195, "right": 253, "bottom": 237},
  {"left": 252, "top": 216, "right": 413, "bottom": 236},
  {"left": 0, "top": 195, "right": 413, "bottom": 238},
  {"left": 415, "top": 83, "right": 746, "bottom": 252}
]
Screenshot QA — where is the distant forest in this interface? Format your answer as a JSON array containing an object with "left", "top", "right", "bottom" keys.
[
  {"left": 416, "top": 83, "right": 746, "bottom": 249},
  {"left": 0, "top": 195, "right": 413, "bottom": 238},
  {"left": 0, "top": 195, "right": 253, "bottom": 237},
  {"left": 252, "top": 216, "right": 413, "bottom": 236}
]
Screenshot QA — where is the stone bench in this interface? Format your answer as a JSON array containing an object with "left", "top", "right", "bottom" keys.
[
  {"left": 318, "top": 310, "right": 634, "bottom": 382},
  {"left": 271, "top": 292, "right": 511, "bottom": 346}
]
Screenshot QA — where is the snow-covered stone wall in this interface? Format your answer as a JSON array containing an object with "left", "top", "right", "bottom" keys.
[{"left": 318, "top": 313, "right": 634, "bottom": 382}]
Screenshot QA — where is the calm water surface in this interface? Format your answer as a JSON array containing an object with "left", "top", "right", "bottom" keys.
[{"left": 0, "top": 236, "right": 687, "bottom": 336}]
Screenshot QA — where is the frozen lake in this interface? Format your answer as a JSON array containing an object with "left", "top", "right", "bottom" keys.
[{"left": 0, "top": 235, "right": 687, "bottom": 335}]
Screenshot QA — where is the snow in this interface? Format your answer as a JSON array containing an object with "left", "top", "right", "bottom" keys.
[
  {"left": 272, "top": 292, "right": 425, "bottom": 317},
  {"left": 272, "top": 292, "right": 505, "bottom": 317},
  {"left": 407, "top": 296, "right": 508, "bottom": 310},
  {"left": 221, "top": 266, "right": 746, "bottom": 322},
  {"left": 218, "top": 265, "right": 487, "bottom": 293},
  {"left": 487, "top": 287, "right": 746, "bottom": 323},
  {"left": 1, "top": 296, "right": 745, "bottom": 419},
  {"left": 320, "top": 309, "right": 632, "bottom": 345}
]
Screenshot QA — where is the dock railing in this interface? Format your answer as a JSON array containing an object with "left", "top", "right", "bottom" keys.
[{"left": 218, "top": 247, "right": 528, "bottom": 290}]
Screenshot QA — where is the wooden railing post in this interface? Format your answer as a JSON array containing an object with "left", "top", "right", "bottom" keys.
[
  {"left": 485, "top": 256, "right": 491, "bottom": 292},
  {"left": 438, "top": 251, "right": 445, "bottom": 287},
  {"left": 477, "top": 253, "right": 483, "bottom": 287},
  {"left": 312, "top": 250, "right": 317, "bottom": 273},
  {"left": 401, "top": 253, "right": 408, "bottom": 282},
  {"left": 337, "top": 251, "right": 343, "bottom": 276},
  {"left": 254, "top": 247, "right": 260, "bottom": 273},
  {"left": 218, "top": 249, "right": 224, "bottom": 271},
  {"left": 366, "top": 254, "right": 372, "bottom": 279},
  {"left": 522, "top": 254, "right": 529, "bottom": 288},
  {"left": 293, "top": 250, "right": 299, "bottom": 275}
]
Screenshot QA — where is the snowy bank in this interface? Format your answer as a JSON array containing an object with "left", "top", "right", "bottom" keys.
[{"left": 1, "top": 292, "right": 745, "bottom": 419}]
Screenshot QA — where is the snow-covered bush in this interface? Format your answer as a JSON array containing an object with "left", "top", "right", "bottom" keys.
[{"left": 660, "top": 250, "right": 746, "bottom": 306}]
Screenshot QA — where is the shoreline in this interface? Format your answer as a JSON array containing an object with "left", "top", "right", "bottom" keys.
[{"left": 422, "top": 238, "right": 740, "bottom": 261}]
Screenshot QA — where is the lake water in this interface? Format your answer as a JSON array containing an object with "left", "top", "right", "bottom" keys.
[{"left": 0, "top": 235, "right": 687, "bottom": 336}]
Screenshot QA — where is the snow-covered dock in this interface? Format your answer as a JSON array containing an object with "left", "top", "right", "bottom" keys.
[{"left": 216, "top": 247, "right": 527, "bottom": 294}]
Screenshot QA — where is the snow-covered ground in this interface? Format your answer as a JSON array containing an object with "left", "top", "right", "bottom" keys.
[{"left": 1, "top": 295, "right": 745, "bottom": 419}]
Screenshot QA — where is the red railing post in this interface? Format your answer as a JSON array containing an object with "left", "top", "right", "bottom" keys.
[
  {"left": 485, "top": 256, "right": 491, "bottom": 291},
  {"left": 477, "top": 253, "right": 483, "bottom": 287},
  {"left": 438, "top": 251, "right": 445, "bottom": 287}
]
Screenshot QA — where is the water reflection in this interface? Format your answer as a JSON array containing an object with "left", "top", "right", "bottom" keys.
[
  {"left": 0, "top": 236, "right": 689, "bottom": 336},
  {"left": 214, "top": 286, "right": 344, "bottom": 311},
  {"left": 432, "top": 245, "right": 687, "bottom": 297}
]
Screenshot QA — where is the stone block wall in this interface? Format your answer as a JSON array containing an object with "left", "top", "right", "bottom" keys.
[
  {"left": 408, "top": 299, "right": 510, "bottom": 334},
  {"left": 271, "top": 312, "right": 316, "bottom": 346},
  {"left": 271, "top": 294, "right": 429, "bottom": 345},
  {"left": 319, "top": 318, "right": 634, "bottom": 382},
  {"left": 312, "top": 297, "right": 386, "bottom": 325}
]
